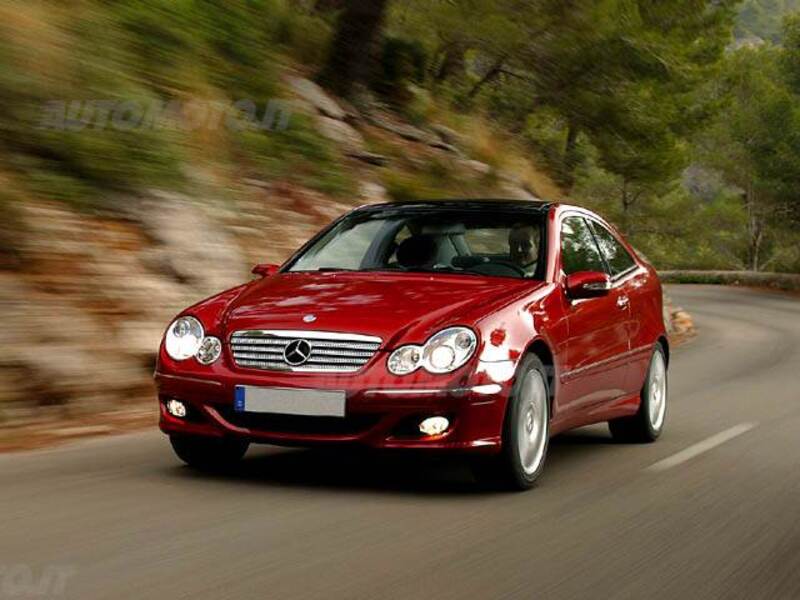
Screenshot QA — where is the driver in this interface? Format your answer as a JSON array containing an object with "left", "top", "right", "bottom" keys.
[{"left": 508, "top": 223, "right": 538, "bottom": 275}]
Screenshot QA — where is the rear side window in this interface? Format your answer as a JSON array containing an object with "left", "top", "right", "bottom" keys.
[
  {"left": 560, "top": 217, "right": 606, "bottom": 275},
  {"left": 589, "top": 221, "right": 636, "bottom": 277}
]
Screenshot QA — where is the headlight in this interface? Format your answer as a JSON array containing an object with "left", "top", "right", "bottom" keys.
[
  {"left": 422, "top": 327, "right": 478, "bottom": 373},
  {"left": 387, "top": 345, "right": 423, "bottom": 375},
  {"left": 388, "top": 327, "right": 477, "bottom": 375},
  {"left": 165, "top": 316, "right": 205, "bottom": 361}
]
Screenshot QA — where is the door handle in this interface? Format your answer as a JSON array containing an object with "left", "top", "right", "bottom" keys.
[{"left": 617, "top": 295, "right": 630, "bottom": 309}]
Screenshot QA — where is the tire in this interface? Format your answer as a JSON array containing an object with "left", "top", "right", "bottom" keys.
[
  {"left": 169, "top": 435, "right": 249, "bottom": 471},
  {"left": 609, "top": 344, "right": 668, "bottom": 443},
  {"left": 471, "top": 354, "right": 550, "bottom": 491}
]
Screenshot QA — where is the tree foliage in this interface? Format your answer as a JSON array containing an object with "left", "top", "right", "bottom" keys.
[
  {"left": 736, "top": 0, "right": 800, "bottom": 42},
  {"left": 694, "top": 42, "right": 800, "bottom": 270},
  {"left": 3, "top": 0, "right": 800, "bottom": 272}
]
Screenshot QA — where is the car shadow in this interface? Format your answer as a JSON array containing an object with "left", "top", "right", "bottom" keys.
[
  {"left": 168, "top": 446, "right": 484, "bottom": 496},
  {"left": 165, "top": 425, "right": 619, "bottom": 496},
  {"left": 546, "top": 425, "right": 618, "bottom": 468}
]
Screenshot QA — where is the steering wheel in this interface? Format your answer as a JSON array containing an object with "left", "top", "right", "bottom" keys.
[{"left": 468, "top": 259, "right": 528, "bottom": 278}]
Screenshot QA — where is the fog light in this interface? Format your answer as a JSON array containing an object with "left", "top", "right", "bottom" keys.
[
  {"left": 419, "top": 416, "right": 450, "bottom": 436},
  {"left": 166, "top": 399, "right": 187, "bottom": 419}
]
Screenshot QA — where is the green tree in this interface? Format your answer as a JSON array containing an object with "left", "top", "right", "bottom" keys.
[
  {"left": 695, "top": 46, "right": 800, "bottom": 270},
  {"left": 395, "top": 0, "right": 738, "bottom": 202},
  {"left": 389, "top": 0, "right": 551, "bottom": 90},
  {"left": 532, "top": 0, "right": 737, "bottom": 186}
]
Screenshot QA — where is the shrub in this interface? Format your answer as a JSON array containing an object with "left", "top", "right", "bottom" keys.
[
  {"left": 270, "top": 8, "right": 333, "bottom": 69},
  {"left": 382, "top": 157, "right": 494, "bottom": 202},
  {"left": 0, "top": 11, "right": 186, "bottom": 208},
  {"left": 236, "top": 114, "right": 355, "bottom": 197},
  {"left": 113, "top": 0, "right": 279, "bottom": 99},
  {"left": 374, "top": 37, "right": 428, "bottom": 105}
]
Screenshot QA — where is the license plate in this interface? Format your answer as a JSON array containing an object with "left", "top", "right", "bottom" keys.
[{"left": 234, "top": 386, "right": 346, "bottom": 417}]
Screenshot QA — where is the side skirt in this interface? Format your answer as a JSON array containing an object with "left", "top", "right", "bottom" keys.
[{"left": 549, "top": 393, "right": 640, "bottom": 436}]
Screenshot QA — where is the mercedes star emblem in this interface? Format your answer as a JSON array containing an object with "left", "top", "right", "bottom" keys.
[{"left": 284, "top": 339, "right": 313, "bottom": 366}]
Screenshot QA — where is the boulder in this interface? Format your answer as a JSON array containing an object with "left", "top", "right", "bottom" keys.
[
  {"left": 286, "top": 76, "right": 347, "bottom": 121},
  {"left": 429, "top": 140, "right": 460, "bottom": 154},
  {"left": 366, "top": 113, "right": 440, "bottom": 145},
  {"left": 358, "top": 181, "right": 389, "bottom": 204},
  {"left": 461, "top": 159, "right": 493, "bottom": 176},
  {"left": 348, "top": 151, "right": 390, "bottom": 166},
  {"left": 431, "top": 124, "right": 465, "bottom": 146},
  {"left": 316, "top": 116, "right": 366, "bottom": 153}
]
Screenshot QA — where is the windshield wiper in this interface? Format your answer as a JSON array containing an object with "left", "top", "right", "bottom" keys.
[
  {"left": 312, "top": 267, "right": 358, "bottom": 272},
  {"left": 303, "top": 266, "right": 468, "bottom": 275},
  {"left": 315, "top": 266, "right": 406, "bottom": 273},
  {"left": 409, "top": 266, "right": 468, "bottom": 275}
]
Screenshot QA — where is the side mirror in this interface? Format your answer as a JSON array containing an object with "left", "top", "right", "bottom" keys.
[
  {"left": 252, "top": 263, "right": 280, "bottom": 278},
  {"left": 565, "top": 271, "right": 611, "bottom": 300}
]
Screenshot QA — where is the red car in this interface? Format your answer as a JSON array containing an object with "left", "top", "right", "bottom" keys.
[{"left": 156, "top": 200, "right": 668, "bottom": 489}]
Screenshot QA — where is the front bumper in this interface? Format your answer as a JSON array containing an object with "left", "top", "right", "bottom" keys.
[{"left": 155, "top": 360, "right": 516, "bottom": 453}]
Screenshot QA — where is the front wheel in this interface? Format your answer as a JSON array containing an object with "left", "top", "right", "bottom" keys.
[
  {"left": 472, "top": 354, "right": 550, "bottom": 490},
  {"left": 170, "top": 435, "right": 249, "bottom": 471},
  {"left": 609, "top": 344, "right": 668, "bottom": 443}
]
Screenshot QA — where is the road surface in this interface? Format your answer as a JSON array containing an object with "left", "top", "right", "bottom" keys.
[{"left": 1, "top": 285, "right": 798, "bottom": 599}]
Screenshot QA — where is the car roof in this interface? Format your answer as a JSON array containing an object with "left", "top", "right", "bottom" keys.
[{"left": 355, "top": 199, "right": 556, "bottom": 214}]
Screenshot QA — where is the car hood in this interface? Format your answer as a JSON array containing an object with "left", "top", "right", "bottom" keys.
[{"left": 221, "top": 272, "right": 539, "bottom": 346}]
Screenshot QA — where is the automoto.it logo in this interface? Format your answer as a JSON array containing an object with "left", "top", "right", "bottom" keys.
[{"left": 0, "top": 565, "right": 75, "bottom": 598}]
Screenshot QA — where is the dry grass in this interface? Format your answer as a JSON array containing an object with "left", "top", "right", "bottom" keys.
[{"left": 427, "top": 110, "right": 564, "bottom": 201}]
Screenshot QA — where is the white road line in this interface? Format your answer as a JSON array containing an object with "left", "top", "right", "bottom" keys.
[{"left": 646, "top": 422, "right": 758, "bottom": 472}]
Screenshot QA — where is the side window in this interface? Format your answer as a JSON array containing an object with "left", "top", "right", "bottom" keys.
[
  {"left": 589, "top": 221, "right": 636, "bottom": 277},
  {"left": 560, "top": 217, "right": 606, "bottom": 275}
]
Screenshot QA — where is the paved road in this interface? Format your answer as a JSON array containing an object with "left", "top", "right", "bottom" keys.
[{"left": 1, "top": 285, "right": 799, "bottom": 600}]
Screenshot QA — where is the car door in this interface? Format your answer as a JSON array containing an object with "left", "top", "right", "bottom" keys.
[
  {"left": 587, "top": 219, "right": 652, "bottom": 397},
  {"left": 558, "top": 215, "right": 632, "bottom": 414}
]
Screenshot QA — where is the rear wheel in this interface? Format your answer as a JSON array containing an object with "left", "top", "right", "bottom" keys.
[
  {"left": 472, "top": 354, "right": 550, "bottom": 490},
  {"left": 609, "top": 344, "right": 668, "bottom": 443},
  {"left": 169, "top": 435, "right": 249, "bottom": 471}
]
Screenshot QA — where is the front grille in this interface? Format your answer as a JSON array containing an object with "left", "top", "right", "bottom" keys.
[{"left": 230, "top": 330, "right": 382, "bottom": 373}]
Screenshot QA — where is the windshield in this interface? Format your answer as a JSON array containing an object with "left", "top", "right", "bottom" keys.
[{"left": 286, "top": 208, "right": 546, "bottom": 280}]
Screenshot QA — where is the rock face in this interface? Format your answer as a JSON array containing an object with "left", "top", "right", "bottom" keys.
[
  {"left": 0, "top": 273, "right": 152, "bottom": 420},
  {"left": 0, "top": 193, "right": 254, "bottom": 423},
  {"left": 135, "top": 190, "right": 247, "bottom": 292},
  {"left": 1, "top": 173, "right": 396, "bottom": 424}
]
